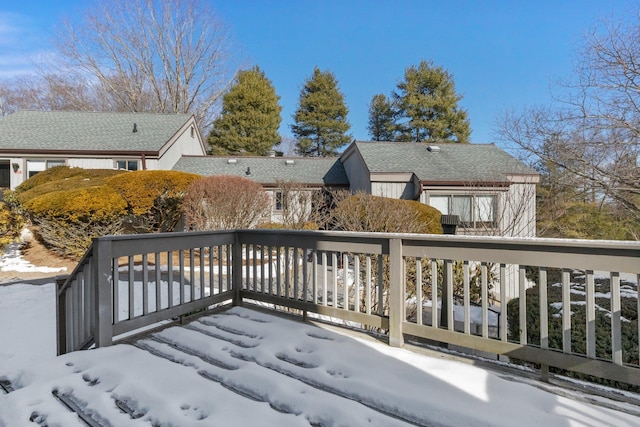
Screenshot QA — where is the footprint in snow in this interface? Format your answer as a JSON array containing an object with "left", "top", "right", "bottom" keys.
[
  {"left": 180, "top": 403, "right": 208, "bottom": 420},
  {"left": 306, "top": 332, "right": 333, "bottom": 341},
  {"left": 81, "top": 373, "right": 99, "bottom": 386}
]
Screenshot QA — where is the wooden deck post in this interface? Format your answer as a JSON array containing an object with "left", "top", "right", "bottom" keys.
[
  {"left": 232, "top": 233, "right": 243, "bottom": 306},
  {"left": 55, "top": 276, "right": 69, "bottom": 355},
  {"left": 388, "top": 238, "right": 404, "bottom": 347},
  {"left": 94, "top": 238, "right": 113, "bottom": 348}
]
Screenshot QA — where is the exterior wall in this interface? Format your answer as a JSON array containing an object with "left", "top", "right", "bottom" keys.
[
  {"left": 268, "top": 188, "right": 317, "bottom": 225},
  {"left": 371, "top": 181, "right": 415, "bottom": 199},
  {"left": 421, "top": 179, "right": 538, "bottom": 301},
  {"left": 157, "top": 123, "right": 206, "bottom": 170},
  {"left": 1, "top": 157, "right": 25, "bottom": 190},
  {"left": 499, "top": 182, "right": 537, "bottom": 238},
  {"left": 67, "top": 158, "right": 115, "bottom": 169},
  {"left": 340, "top": 152, "right": 371, "bottom": 194}
]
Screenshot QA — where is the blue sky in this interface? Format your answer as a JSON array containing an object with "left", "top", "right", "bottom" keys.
[{"left": 0, "top": 0, "right": 635, "bottom": 147}]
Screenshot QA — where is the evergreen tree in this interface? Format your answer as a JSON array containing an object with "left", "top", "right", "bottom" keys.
[
  {"left": 367, "top": 94, "right": 397, "bottom": 141},
  {"left": 291, "top": 67, "right": 351, "bottom": 156},
  {"left": 208, "top": 66, "right": 282, "bottom": 155},
  {"left": 393, "top": 60, "right": 470, "bottom": 143}
]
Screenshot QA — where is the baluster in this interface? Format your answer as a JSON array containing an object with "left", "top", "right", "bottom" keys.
[
  {"left": 539, "top": 267, "right": 548, "bottom": 349},
  {"left": 562, "top": 269, "right": 570, "bottom": 353},
  {"left": 611, "top": 272, "right": 622, "bottom": 365},
  {"left": 481, "top": 263, "right": 488, "bottom": 338},
  {"left": 463, "top": 260, "right": 470, "bottom": 334},
  {"left": 365, "top": 255, "right": 371, "bottom": 315},
  {"left": 431, "top": 259, "right": 438, "bottom": 328},
  {"left": 322, "top": 251, "right": 328, "bottom": 306},
  {"left": 142, "top": 254, "right": 149, "bottom": 315},
  {"left": 155, "top": 252, "right": 161, "bottom": 310},
  {"left": 332, "top": 252, "right": 338, "bottom": 308},
  {"left": 128, "top": 256, "right": 135, "bottom": 319},
  {"left": 355, "top": 255, "right": 361, "bottom": 314},
  {"left": 416, "top": 257, "right": 422, "bottom": 325},
  {"left": 167, "top": 251, "right": 174, "bottom": 307},
  {"left": 500, "top": 264, "right": 507, "bottom": 342},
  {"left": 519, "top": 266, "right": 527, "bottom": 345},
  {"left": 586, "top": 270, "right": 595, "bottom": 358}
]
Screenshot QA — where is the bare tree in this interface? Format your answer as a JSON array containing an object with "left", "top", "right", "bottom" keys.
[
  {"left": 496, "top": 11, "right": 640, "bottom": 224},
  {"left": 44, "top": 0, "right": 239, "bottom": 127},
  {"left": 183, "top": 175, "right": 270, "bottom": 231}
]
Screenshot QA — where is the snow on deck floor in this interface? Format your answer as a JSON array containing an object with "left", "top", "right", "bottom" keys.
[{"left": 1, "top": 283, "right": 640, "bottom": 426}]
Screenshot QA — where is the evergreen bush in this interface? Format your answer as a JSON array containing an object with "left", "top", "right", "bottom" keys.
[
  {"left": 24, "top": 185, "right": 128, "bottom": 258},
  {"left": 508, "top": 273, "right": 639, "bottom": 391},
  {"left": 106, "top": 170, "right": 201, "bottom": 232},
  {"left": 15, "top": 166, "right": 124, "bottom": 204},
  {"left": 0, "top": 191, "right": 25, "bottom": 250}
]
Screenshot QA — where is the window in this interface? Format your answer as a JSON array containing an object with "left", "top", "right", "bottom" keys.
[
  {"left": 26, "top": 159, "right": 66, "bottom": 178},
  {"left": 428, "top": 194, "right": 496, "bottom": 228},
  {"left": 274, "top": 191, "right": 286, "bottom": 211},
  {"left": 115, "top": 160, "right": 139, "bottom": 171}
]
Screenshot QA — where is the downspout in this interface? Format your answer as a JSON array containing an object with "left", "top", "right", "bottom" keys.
[{"left": 141, "top": 153, "right": 147, "bottom": 170}]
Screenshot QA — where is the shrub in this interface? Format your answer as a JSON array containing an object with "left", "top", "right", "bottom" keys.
[
  {"left": 508, "top": 276, "right": 639, "bottom": 391},
  {"left": 106, "top": 170, "right": 201, "bottom": 232},
  {"left": 257, "top": 221, "right": 319, "bottom": 231},
  {"left": 24, "top": 186, "right": 128, "bottom": 258},
  {"left": 332, "top": 193, "right": 443, "bottom": 234},
  {"left": 0, "top": 193, "right": 25, "bottom": 250},
  {"left": 183, "top": 175, "right": 271, "bottom": 230},
  {"left": 15, "top": 166, "right": 124, "bottom": 204}
]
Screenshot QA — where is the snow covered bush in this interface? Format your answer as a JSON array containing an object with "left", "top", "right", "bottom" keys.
[{"left": 183, "top": 175, "right": 270, "bottom": 230}]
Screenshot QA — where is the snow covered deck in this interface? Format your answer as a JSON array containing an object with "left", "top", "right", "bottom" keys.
[{"left": 3, "top": 296, "right": 640, "bottom": 426}]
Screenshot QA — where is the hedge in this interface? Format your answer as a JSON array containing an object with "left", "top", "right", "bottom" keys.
[{"left": 106, "top": 170, "right": 201, "bottom": 232}]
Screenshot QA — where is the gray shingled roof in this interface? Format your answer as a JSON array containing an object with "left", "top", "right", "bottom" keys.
[
  {"left": 173, "top": 156, "right": 349, "bottom": 186},
  {"left": 352, "top": 141, "right": 537, "bottom": 182},
  {"left": 0, "top": 110, "right": 192, "bottom": 153}
]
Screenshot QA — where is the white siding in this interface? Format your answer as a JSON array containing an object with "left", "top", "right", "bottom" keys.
[
  {"left": 157, "top": 124, "right": 206, "bottom": 170},
  {"left": 371, "top": 182, "right": 414, "bottom": 199},
  {"left": 68, "top": 158, "right": 114, "bottom": 169},
  {"left": 498, "top": 182, "right": 537, "bottom": 238}
]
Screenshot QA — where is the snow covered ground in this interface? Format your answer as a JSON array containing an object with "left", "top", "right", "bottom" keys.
[{"left": 1, "top": 244, "right": 640, "bottom": 426}]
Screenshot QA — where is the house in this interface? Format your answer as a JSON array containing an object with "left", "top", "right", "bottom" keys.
[
  {"left": 0, "top": 110, "right": 538, "bottom": 238},
  {"left": 0, "top": 110, "right": 206, "bottom": 190},
  {"left": 340, "top": 141, "right": 539, "bottom": 237},
  {"left": 173, "top": 155, "right": 349, "bottom": 224}
]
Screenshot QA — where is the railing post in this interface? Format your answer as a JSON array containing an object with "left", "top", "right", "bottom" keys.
[
  {"left": 55, "top": 276, "right": 69, "bottom": 355},
  {"left": 93, "top": 238, "right": 113, "bottom": 348},
  {"left": 389, "top": 238, "right": 404, "bottom": 347},
  {"left": 232, "top": 232, "right": 243, "bottom": 306}
]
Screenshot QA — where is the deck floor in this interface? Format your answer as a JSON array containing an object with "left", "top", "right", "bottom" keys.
[{"left": 3, "top": 306, "right": 640, "bottom": 426}]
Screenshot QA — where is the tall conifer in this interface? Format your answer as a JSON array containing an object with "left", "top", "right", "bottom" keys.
[
  {"left": 291, "top": 67, "right": 351, "bottom": 156},
  {"left": 208, "top": 66, "right": 282, "bottom": 155}
]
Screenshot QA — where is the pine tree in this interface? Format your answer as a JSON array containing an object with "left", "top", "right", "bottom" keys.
[
  {"left": 393, "top": 60, "right": 471, "bottom": 143},
  {"left": 208, "top": 66, "right": 282, "bottom": 155},
  {"left": 291, "top": 67, "right": 351, "bottom": 156},
  {"left": 367, "top": 94, "right": 397, "bottom": 141}
]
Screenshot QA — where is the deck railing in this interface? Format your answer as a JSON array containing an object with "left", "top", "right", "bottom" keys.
[{"left": 56, "top": 229, "right": 640, "bottom": 387}]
